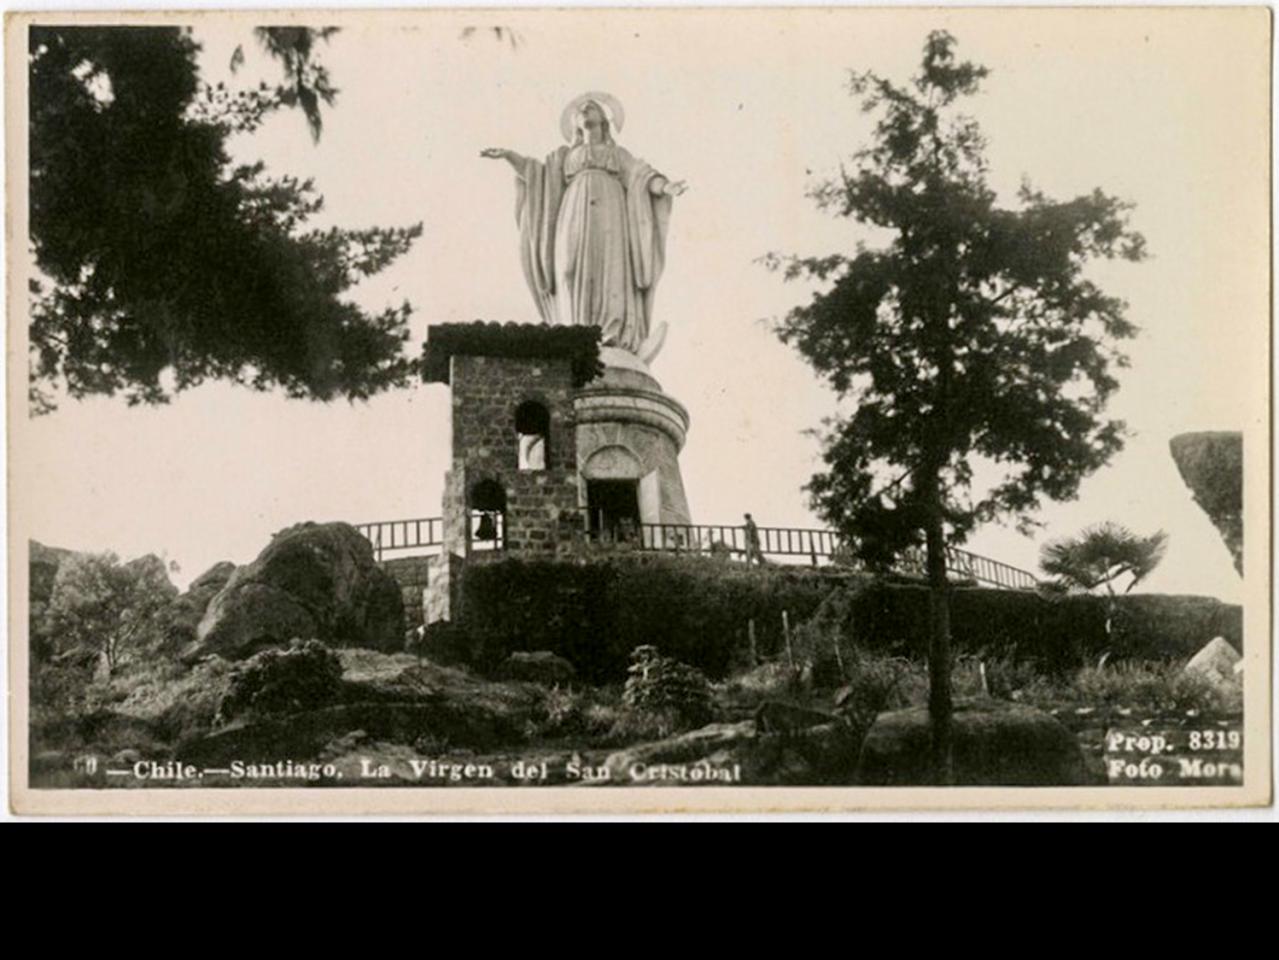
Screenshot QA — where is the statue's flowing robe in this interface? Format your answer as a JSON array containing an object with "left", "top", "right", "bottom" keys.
[{"left": 514, "top": 144, "right": 671, "bottom": 355}]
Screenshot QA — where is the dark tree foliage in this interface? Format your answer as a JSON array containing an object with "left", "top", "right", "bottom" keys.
[
  {"left": 28, "top": 26, "right": 422, "bottom": 413},
  {"left": 1041, "top": 522, "right": 1168, "bottom": 652},
  {"left": 43, "top": 551, "right": 178, "bottom": 675},
  {"left": 767, "top": 32, "right": 1146, "bottom": 780},
  {"left": 236, "top": 27, "right": 339, "bottom": 142},
  {"left": 1041, "top": 522, "right": 1168, "bottom": 596}
]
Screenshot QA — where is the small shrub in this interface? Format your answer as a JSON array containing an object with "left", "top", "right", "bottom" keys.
[
  {"left": 1167, "top": 671, "right": 1241, "bottom": 714},
  {"left": 974, "top": 652, "right": 1046, "bottom": 699},
  {"left": 610, "top": 706, "right": 686, "bottom": 743},
  {"left": 524, "top": 685, "right": 585, "bottom": 740},
  {"left": 950, "top": 653, "right": 1036, "bottom": 699},
  {"left": 786, "top": 609, "right": 849, "bottom": 690},
  {"left": 1071, "top": 661, "right": 1240, "bottom": 714},
  {"left": 617, "top": 645, "right": 715, "bottom": 739},
  {"left": 835, "top": 649, "right": 917, "bottom": 724},
  {"left": 216, "top": 639, "right": 344, "bottom": 724},
  {"left": 520, "top": 685, "right": 625, "bottom": 743},
  {"left": 583, "top": 702, "right": 621, "bottom": 737},
  {"left": 542, "top": 685, "right": 579, "bottom": 728}
]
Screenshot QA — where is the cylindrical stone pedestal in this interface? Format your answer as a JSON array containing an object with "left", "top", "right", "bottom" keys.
[{"left": 574, "top": 349, "right": 692, "bottom": 526}]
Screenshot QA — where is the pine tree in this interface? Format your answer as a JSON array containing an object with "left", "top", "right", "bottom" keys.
[
  {"left": 28, "top": 26, "right": 421, "bottom": 413},
  {"left": 768, "top": 32, "right": 1146, "bottom": 781}
]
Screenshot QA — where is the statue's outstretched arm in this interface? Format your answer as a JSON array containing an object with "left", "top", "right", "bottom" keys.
[
  {"left": 480, "top": 147, "right": 531, "bottom": 174},
  {"left": 648, "top": 175, "right": 688, "bottom": 198}
]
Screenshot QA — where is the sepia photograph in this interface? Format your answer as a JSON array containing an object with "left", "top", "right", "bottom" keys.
[{"left": 4, "top": 5, "right": 1271, "bottom": 815}]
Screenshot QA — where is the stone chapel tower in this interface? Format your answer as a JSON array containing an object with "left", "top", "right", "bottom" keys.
[{"left": 420, "top": 322, "right": 694, "bottom": 622}]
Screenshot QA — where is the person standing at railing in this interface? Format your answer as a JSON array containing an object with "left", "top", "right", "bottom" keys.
[{"left": 743, "top": 513, "right": 764, "bottom": 565}]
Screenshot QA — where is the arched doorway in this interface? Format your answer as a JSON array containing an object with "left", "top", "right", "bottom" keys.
[{"left": 581, "top": 445, "right": 643, "bottom": 544}]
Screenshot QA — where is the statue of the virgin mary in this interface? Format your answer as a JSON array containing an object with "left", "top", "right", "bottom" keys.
[{"left": 482, "top": 92, "right": 686, "bottom": 363}]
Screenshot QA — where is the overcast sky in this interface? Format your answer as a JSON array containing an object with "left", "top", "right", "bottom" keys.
[{"left": 12, "top": 7, "right": 1268, "bottom": 603}]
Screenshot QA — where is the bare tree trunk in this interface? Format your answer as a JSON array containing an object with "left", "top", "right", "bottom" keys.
[{"left": 923, "top": 471, "right": 954, "bottom": 785}]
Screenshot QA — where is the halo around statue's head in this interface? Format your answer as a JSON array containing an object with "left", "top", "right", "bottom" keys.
[{"left": 560, "top": 91, "right": 625, "bottom": 142}]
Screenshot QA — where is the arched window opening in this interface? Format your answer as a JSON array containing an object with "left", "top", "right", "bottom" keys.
[
  {"left": 515, "top": 401, "right": 551, "bottom": 471},
  {"left": 468, "top": 479, "right": 507, "bottom": 549}
]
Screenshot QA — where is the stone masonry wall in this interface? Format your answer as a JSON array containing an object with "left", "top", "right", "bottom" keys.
[
  {"left": 440, "top": 467, "right": 468, "bottom": 555},
  {"left": 448, "top": 353, "right": 582, "bottom": 556},
  {"left": 382, "top": 555, "right": 433, "bottom": 626}
]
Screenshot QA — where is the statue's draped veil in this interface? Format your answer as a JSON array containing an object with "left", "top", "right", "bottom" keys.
[{"left": 559, "top": 91, "right": 626, "bottom": 142}]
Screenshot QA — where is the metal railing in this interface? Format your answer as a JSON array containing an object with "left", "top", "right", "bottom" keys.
[
  {"left": 354, "top": 513, "right": 1040, "bottom": 590},
  {"left": 630, "top": 521, "right": 844, "bottom": 560},
  {"left": 354, "top": 518, "right": 443, "bottom": 562},
  {"left": 898, "top": 545, "right": 1041, "bottom": 591}
]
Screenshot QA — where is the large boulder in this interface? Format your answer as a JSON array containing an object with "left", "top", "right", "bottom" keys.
[
  {"left": 753, "top": 700, "right": 841, "bottom": 734},
  {"left": 162, "top": 561, "right": 237, "bottom": 650},
  {"left": 178, "top": 702, "right": 519, "bottom": 768},
  {"left": 179, "top": 649, "right": 544, "bottom": 766},
  {"left": 188, "top": 561, "right": 238, "bottom": 600},
  {"left": 186, "top": 522, "right": 404, "bottom": 661},
  {"left": 1170, "top": 432, "right": 1242, "bottom": 575},
  {"left": 857, "top": 698, "right": 1088, "bottom": 786},
  {"left": 1182, "top": 636, "right": 1242, "bottom": 696},
  {"left": 601, "top": 712, "right": 866, "bottom": 786},
  {"left": 336, "top": 649, "right": 545, "bottom": 727}
]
